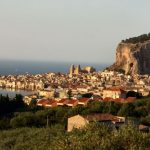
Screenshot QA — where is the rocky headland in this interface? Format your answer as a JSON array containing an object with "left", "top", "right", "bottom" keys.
[{"left": 109, "top": 33, "right": 150, "bottom": 75}]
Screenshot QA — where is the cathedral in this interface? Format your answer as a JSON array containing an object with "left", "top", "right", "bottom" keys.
[{"left": 69, "top": 64, "right": 96, "bottom": 77}]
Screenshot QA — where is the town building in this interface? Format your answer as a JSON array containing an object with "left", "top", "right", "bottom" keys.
[
  {"left": 103, "top": 87, "right": 126, "bottom": 99},
  {"left": 67, "top": 114, "right": 125, "bottom": 132}
]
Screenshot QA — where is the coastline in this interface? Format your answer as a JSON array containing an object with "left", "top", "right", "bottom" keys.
[{"left": 0, "top": 88, "right": 36, "bottom": 98}]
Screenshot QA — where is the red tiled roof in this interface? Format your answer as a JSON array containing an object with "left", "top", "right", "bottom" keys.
[
  {"left": 37, "top": 99, "right": 49, "bottom": 105},
  {"left": 67, "top": 99, "right": 78, "bottom": 105},
  {"left": 103, "top": 97, "right": 113, "bottom": 101},
  {"left": 105, "top": 87, "right": 125, "bottom": 92},
  {"left": 83, "top": 113, "right": 122, "bottom": 122},
  {"left": 78, "top": 98, "right": 89, "bottom": 103},
  {"left": 126, "top": 97, "right": 136, "bottom": 102},
  {"left": 103, "top": 98, "right": 126, "bottom": 103},
  {"left": 46, "top": 100, "right": 57, "bottom": 105},
  {"left": 57, "top": 99, "right": 69, "bottom": 104},
  {"left": 113, "top": 98, "right": 125, "bottom": 102},
  {"left": 37, "top": 99, "right": 57, "bottom": 106},
  {"left": 91, "top": 98, "right": 103, "bottom": 101}
]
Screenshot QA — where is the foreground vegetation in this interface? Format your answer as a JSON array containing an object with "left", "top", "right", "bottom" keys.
[
  {"left": 0, "top": 95, "right": 150, "bottom": 149},
  {"left": 0, "top": 123, "right": 150, "bottom": 150}
]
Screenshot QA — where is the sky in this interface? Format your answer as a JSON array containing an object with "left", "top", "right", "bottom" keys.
[{"left": 0, "top": 0, "right": 150, "bottom": 64}]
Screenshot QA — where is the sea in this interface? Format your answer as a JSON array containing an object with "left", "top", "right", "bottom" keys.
[
  {"left": 0, "top": 60, "right": 110, "bottom": 75},
  {"left": 0, "top": 88, "right": 35, "bottom": 99},
  {"left": 0, "top": 60, "right": 110, "bottom": 97}
]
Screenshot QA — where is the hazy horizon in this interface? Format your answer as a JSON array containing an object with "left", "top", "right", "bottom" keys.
[
  {"left": 0, "top": 59, "right": 109, "bottom": 75},
  {"left": 0, "top": 58, "right": 111, "bottom": 64},
  {"left": 0, "top": 0, "right": 150, "bottom": 63}
]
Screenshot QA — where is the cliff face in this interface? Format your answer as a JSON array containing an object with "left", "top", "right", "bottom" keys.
[{"left": 110, "top": 41, "right": 150, "bottom": 75}]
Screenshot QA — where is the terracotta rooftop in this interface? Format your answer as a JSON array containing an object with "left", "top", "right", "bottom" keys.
[
  {"left": 126, "top": 97, "right": 136, "bottom": 102},
  {"left": 83, "top": 113, "right": 122, "bottom": 122},
  {"left": 37, "top": 99, "right": 49, "bottom": 105},
  {"left": 58, "top": 99, "right": 69, "bottom": 103},
  {"left": 78, "top": 98, "right": 89, "bottom": 103},
  {"left": 46, "top": 100, "right": 57, "bottom": 105},
  {"left": 103, "top": 97, "right": 114, "bottom": 101},
  {"left": 37, "top": 99, "right": 56, "bottom": 105},
  {"left": 67, "top": 99, "right": 78, "bottom": 105}
]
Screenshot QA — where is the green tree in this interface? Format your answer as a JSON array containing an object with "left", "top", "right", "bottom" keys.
[
  {"left": 29, "top": 99, "right": 37, "bottom": 110},
  {"left": 141, "top": 114, "right": 150, "bottom": 126},
  {"left": 118, "top": 103, "right": 135, "bottom": 117},
  {"left": 67, "top": 89, "right": 72, "bottom": 100}
]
